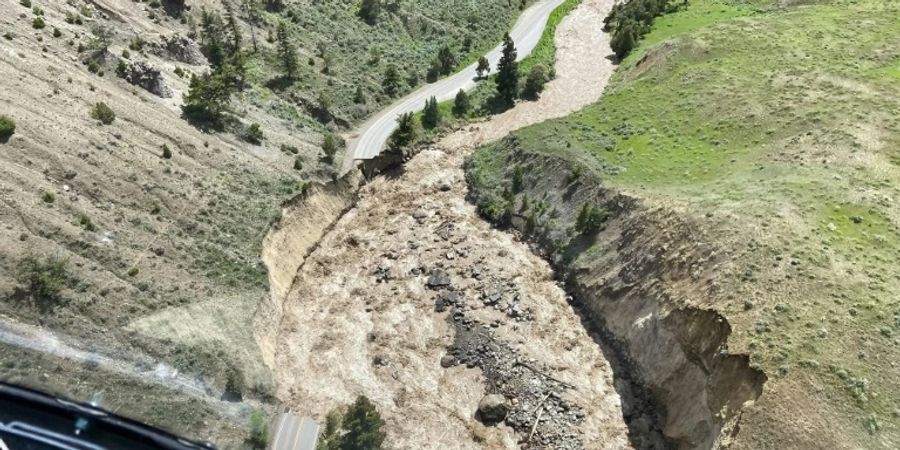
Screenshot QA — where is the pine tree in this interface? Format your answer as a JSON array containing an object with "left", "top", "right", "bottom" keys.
[
  {"left": 276, "top": 21, "right": 298, "bottom": 79},
  {"left": 437, "top": 45, "right": 455, "bottom": 75},
  {"left": 340, "top": 396, "right": 386, "bottom": 450},
  {"left": 611, "top": 20, "right": 636, "bottom": 59},
  {"left": 476, "top": 56, "right": 491, "bottom": 79},
  {"left": 359, "top": 0, "right": 380, "bottom": 25},
  {"left": 422, "top": 96, "right": 440, "bottom": 129},
  {"left": 388, "top": 112, "right": 417, "bottom": 151},
  {"left": 224, "top": 2, "right": 242, "bottom": 55},
  {"left": 382, "top": 64, "right": 402, "bottom": 97},
  {"left": 182, "top": 72, "right": 232, "bottom": 126},
  {"left": 453, "top": 89, "right": 470, "bottom": 116},
  {"left": 321, "top": 133, "right": 337, "bottom": 164},
  {"left": 495, "top": 33, "right": 518, "bottom": 105},
  {"left": 354, "top": 85, "right": 367, "bottom": 104}
]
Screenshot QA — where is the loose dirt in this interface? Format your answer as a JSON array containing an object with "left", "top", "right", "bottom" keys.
[{"left": 273, "top": 0, "right": 623, "bottom": 448}]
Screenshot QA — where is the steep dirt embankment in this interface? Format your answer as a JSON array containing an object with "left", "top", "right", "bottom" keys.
[
  {"left": 256, "top": 171, "right": 363, "bottom": 366},
  {"left": 466, "top": 144, "right": 767, "bottom": 449}
]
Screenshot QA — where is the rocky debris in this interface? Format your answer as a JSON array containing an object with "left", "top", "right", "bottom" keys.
[
  {"left": 120, "top": 61, "right": 171, "bottom": 98},
  {"left": 478, "top": 280, "right": 535, "bottom": 321},
  {"left": 434, "top": 221, "right": 455, "bottom": 240},
  {"left": 440, "top": 354, "right": 457, "bottom": 368},
  {"left": 150, "top": 34, "right": 205, "bottom": 65},
  {"left": 373, "top": 265, "right": 392, "bottom": 283},
  {"left": 446, "top": 316, "right": 585, "bottom": 448},
  {"left": 433, "top": 290, "right": 461, "bottom": 313},
  {"left": 476, "top": 394, "right": 509, "bottom": 424},
  {"left": 426, "top": 269, "right": 451, "bottom": 288}
]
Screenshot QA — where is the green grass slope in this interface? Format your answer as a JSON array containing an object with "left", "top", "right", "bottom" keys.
[{"left": 474, "top": 0, "right": 900, "bottom": 447}]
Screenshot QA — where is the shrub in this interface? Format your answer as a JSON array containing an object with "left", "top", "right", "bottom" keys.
[
  {"left": 522, "top": 64, "right": 549, "bottom": 100},
  {"left": 20, "top": 0, "right": 31, "bottom": 7},
  {"left": 575, "top": 203, "right": 609, "bottom": 235},
  {"left": 453, "top": 89, "right": 470, "bottom": 117},
  {"left": 248, "top": 411, "right": 268, "bottom": 449},
  {"left": 127, "top": 267, "right": 139, "bottom": 277},
  {"left": 32, "top": 17, "right": 45, "bottom": 29},
  {"left": 3, "top": 32, "right": 12, "bottom": 41},
  {"left": 52, "top": 27, "right": 61, "bottom": 38},
  {"left": 90, "top": 102, "right": 116, "bottom": 124},
  {"left": 321, "top": 133, "right": 337, "bottom": 164},
  {"left": 387, "top": 112, "right": 417, "bottom": 152},
  {"left": 121, "top": 48, "right": 130, "bottom": 59},
  {"left": 604, "top": 0, "right": 673, "bottom": 58},
  {"left": 240, "top": 123, "right": 264, "bottom": 144},
  {"left": 293, "top": 157, "right": 302, "bottom": 171},
  {"left": 115, "top": 59, "right": 128, "bottom": 78},
  {"left": 41, "top": 191, "right": 55, "bottom": 203},
  {"left": 17, "top": 255, "right": 71, "bottom": 305},
  {"left": 0, "top": 115, "right": 15, "bottom": 139},
  {"left": 161, "top": 144, "right": 172, "bottom": 159},
  {"left": 78, "top": 213, "right": 96, "bottom": 231}
]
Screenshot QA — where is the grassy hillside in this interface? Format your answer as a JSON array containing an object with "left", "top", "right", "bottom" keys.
[
  {"left": 469, "top": 0, "right": 900, "bottom": 447},
  {"left": 243, "top": 0, "right": 537, "bottom": 124}
]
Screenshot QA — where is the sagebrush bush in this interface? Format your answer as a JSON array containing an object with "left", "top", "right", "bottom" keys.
[
  {"left": 17, "top": 255, "right": 70, "bottom": 304},
  {"left": 240, "top": 123, "right": 264, "bottom": 144},
  {"left": 90, "top": 102, "right": 115, "bottom": 124},
  {"left": 0, "top": 115, "right": 15, "bottom": 139}
]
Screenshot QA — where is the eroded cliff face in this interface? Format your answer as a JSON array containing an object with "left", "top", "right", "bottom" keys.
[
  {"left": 466, "top": 142, "right": 766, "bottom": 449},
  {"left": 256, "top": 171, "right": 362, "bottom": 367}
]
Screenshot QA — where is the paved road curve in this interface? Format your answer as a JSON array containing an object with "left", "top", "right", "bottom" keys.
[{"left": 341, "top": 0, "right": 567, "bottom": 172}]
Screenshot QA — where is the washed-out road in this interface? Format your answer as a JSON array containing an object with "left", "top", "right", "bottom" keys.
[{"left": 341, "top": 0, "right": 567, "bottom": 172}]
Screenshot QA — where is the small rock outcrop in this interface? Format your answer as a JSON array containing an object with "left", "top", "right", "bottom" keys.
[
  {"left": 119, "top": 61, "right": 171, "bottom": 98},
  {"left": 151, "top": 34, "right": 205, "bottom": 65},
  {"left": 476, "top": 394, "right": 508, "bottom": 424}
]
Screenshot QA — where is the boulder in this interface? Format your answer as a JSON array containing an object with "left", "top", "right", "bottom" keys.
[
  {"left": 426, "top": 269, "right": 451, "bottom": 288},
  {"left": 440, "top": 355, "right": 456, "bottom": 368},
  {"left": 120, "top": 61, "right": 171, "bottom": 98},
  {"left": 476, "top": 394, "right": 508, "bottom": 424}
]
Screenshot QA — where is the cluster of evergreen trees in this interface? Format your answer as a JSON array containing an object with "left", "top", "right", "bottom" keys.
[
  {"left": 317, "top": 396, "right": 386, "bottom": 450},
  {"left": 604, "top": 0, "right": 675, "bottom": 58},
  {"left": 182, "top": 6, "right": 247, "bottom": 127}
]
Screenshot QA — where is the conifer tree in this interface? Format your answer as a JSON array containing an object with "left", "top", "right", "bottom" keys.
[
  {"left": 276, "top": 21, "right": 298, "bottom": 79},
  {"left": 495, "top": 33, "right": 518, "bottom": 104},
  {"left": 422, "top": 96, "right": 440, "bottom": 129}
]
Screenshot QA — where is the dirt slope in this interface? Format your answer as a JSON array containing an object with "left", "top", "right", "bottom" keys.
[{"left": 273, "top": 0, "right": 627, "bottom": 448}]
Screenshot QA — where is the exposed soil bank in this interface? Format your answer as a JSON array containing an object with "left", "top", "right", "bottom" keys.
[
  {"left": 466, "top": 143, "right": 767, "bottom": 449},
  {"left": 257, "top": 171, "right": 363, "bottom": 367}
]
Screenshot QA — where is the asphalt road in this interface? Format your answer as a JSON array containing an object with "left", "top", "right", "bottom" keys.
[
  {"left": 341, "top": 0, "right": 567, "bottom": 172},
  {"left": 272, "top": 413, "right": 319, "bottom": 450}
]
